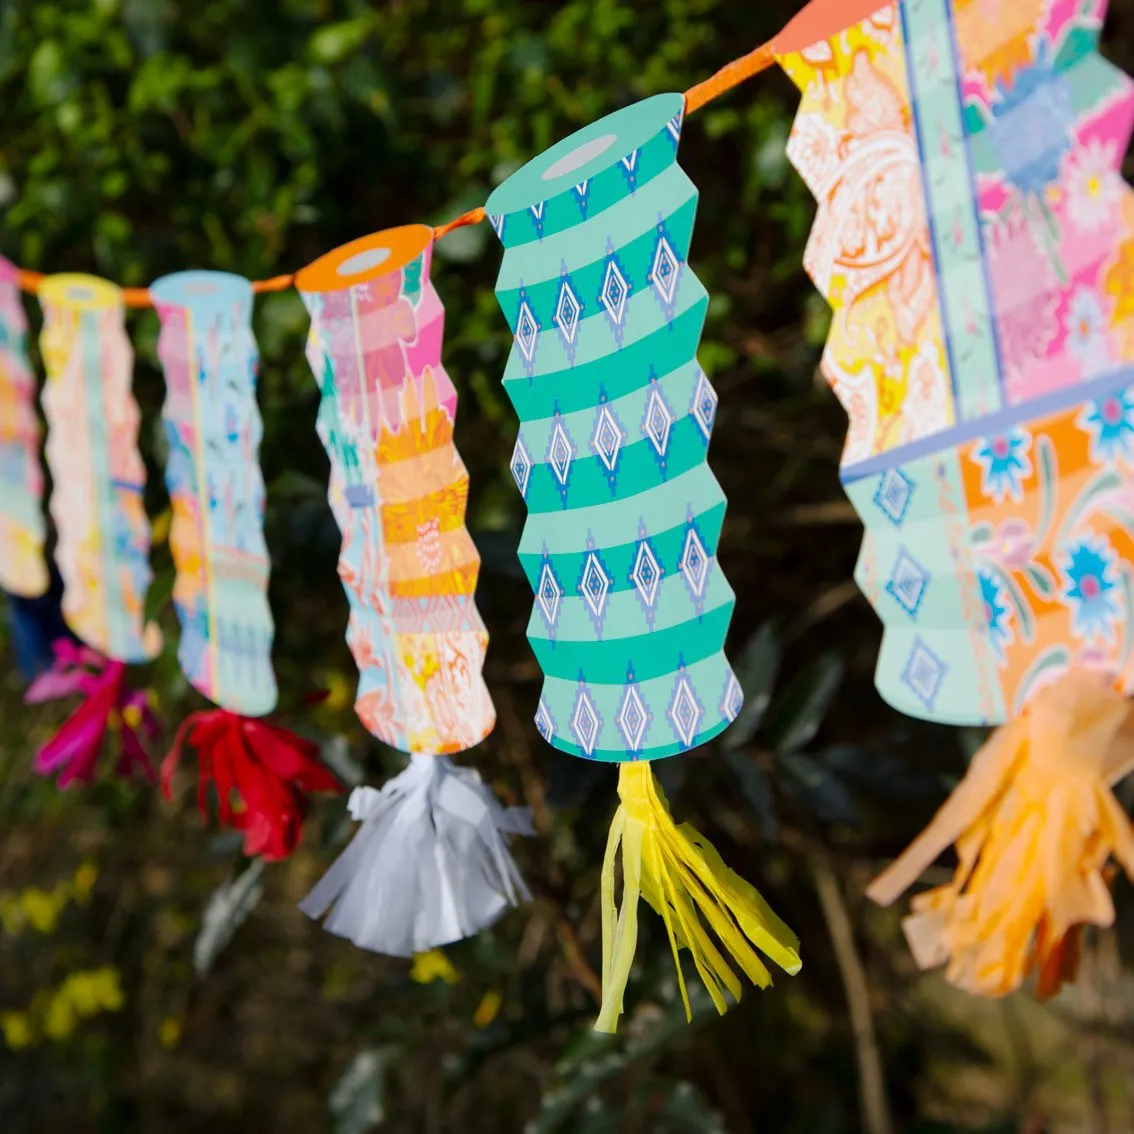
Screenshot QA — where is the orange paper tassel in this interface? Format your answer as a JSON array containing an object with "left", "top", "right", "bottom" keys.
[{"left": 866, "top": 670, "right": 1134, "bottom": 999}]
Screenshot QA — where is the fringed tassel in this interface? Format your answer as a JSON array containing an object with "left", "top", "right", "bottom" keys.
[
  {"left": 597, "top": 762, "right": 801, "bottom": 1034},
  {"left": 25, "top": 639, "right": 158, "bottom": 787},
  {"left": 162, "top": 708, "right": 342, "bottom": 861},
  {"left": 299, "top": 753, "right": 533, "bottom": 956},
  {"left": 866, "top": 669, "right": 1134, "bottom": 999}
]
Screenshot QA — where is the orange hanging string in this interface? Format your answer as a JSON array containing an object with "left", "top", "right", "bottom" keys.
[
  {"left": 253, "top": 273, "right": 296, "bottom": 294},
  {"left": 683, "top": 39, "right": 777, "bottom": 116},
  {"left": 432, "top": 207, "right": 486, "bottom": 243},
  {"left": 9, "top": 30, "right": 784, "bottom": 295}
]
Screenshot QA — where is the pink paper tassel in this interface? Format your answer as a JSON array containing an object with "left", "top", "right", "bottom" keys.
[{"left": 27, "top": 639, "right": 160, "bottom": 788}]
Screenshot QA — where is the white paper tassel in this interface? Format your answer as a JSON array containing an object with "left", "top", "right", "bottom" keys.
[{"left": 299, "top": 753, "right": 533, "bottom": 955}]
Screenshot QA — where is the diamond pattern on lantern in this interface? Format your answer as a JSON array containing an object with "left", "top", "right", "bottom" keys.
[
  {"left": 536, "top": 560, "right": 563, "bottom": 630},
  {"left": 554, "top": 276, "right": 583, "bottom": 347},
  {"left": 572, "top": 180, "right": 590, "bottom": 217},
  {"left": 631, "top": 538, "right": 662, "bottom": 609},
  {"left": 902, "top": 636, "right": 947, "bottom": 712},
  {"left": 617, "top": 682, "right": 650, "bottom": 752},
  {"left": 651, "top": 235, "right": 680, "bottom": 306},
  {"left": 668, "top": 671, "right": 704, "bottom": 749},
  {"left": 515, "top": 299, "right": 539, "bottom": 365},
  {"left": 873, "top": 468, "right": 915, "bottom": 527},
  {"left": 579, "top": 551, "right": 612, "bottom": 624},
  {"left": 548, "top": 420, "right": 575, "bottom": 489},
  {"left": 510, "top": 435, "right": 532, "bottom": 498},
  {"left": 679, "top": 525, "right": 710, "bottom": 599},
  {"left": 534, "top": 697, "right": 555, "bottom": 743},
  {"left": 643, "top": 387, "right": 673, "bottom": 458},
  {"left": 571, "top": 685, "right": 602, "bottom": 757},
  {"left": 721, "top": 671, "right": 744, "bottom": 723},
  {"left": 666, "top": 107, "right": 684, "bottom": 144},
  {"left": 599, "top": 259, "right": 630, "bottom": 327},
  {"left": 592, "top": 404, "right": 623, "bottom": 475},
  {"left": 886, "top": 548, "right": 930, "bottom": 619},
  {"left": 691, "top": 368, "right": 718, "bottom": 441}
]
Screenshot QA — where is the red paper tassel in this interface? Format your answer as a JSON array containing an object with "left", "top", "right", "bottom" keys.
[{"left": 163, "top": 709, "right": 343, "bottom": 860}]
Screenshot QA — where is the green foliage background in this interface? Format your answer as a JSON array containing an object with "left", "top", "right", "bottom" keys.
[{"left": 3, "top": 1, "right": 1134, "bottom": 1132}]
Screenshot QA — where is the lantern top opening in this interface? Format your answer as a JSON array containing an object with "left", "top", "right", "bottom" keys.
[{"left": 296, "top": 225, "right": 433, "bottom": 294}]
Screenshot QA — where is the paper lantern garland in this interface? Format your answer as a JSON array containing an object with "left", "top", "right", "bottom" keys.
[
  {"left": 29, "top": 273, "right": 160, "bottom": 785},
  {"left": 152, "top": 270, "right": 340, "bottom": 861},
  {"left": 0, "top": 256, "right": 47, "bottom": 599},
  {"left": 486, "top": 93, "right": 800, "bottom": 1033},
  {"left": 779, "top": 0, "right": 1134, "bottom": 997},
  {"left": 296, "top": 227, "right": 531, "bottom": 957}
]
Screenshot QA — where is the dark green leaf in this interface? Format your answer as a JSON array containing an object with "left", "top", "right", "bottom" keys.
[
  {"left": 765, "top": 652, "right": 845, "bottom": 755},
  {"left": 722, "top": 620, "right": 781, "bottom": 751}
]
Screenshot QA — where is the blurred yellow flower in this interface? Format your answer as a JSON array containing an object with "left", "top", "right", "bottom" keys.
[
  {"left": 324, "top": 671, "right": 354, "bottom": 713},
  {"left": 409, "top": 949, "right": 459, "bottom": 985},
  {"left": 0, "top": 893, "right": 25, "bottom": 936},
  {"left": 72, "top": 862, "right": 98, "bottom": 905},
  {"left": 158, "top": 1017, "right": 182, "bottom": 1049},
  {"left": 150, "top": 508, "right": 172, "bottom": 547},
  {"left": 0, "top": 1011, "right": 33, "bottom": 1050},
  {"left": 473, "top": 989, "right": 502, "bottom": 1029},
  {"left": 20, "top": 886, "right": 68, "bottom": 934},
  {"left": 42, "top": 994, "right": 76, "bottom": 1041}
]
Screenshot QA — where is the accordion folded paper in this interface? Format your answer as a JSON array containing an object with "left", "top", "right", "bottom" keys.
[
  {"left": 297, "top": 227, "right": 526, "bottom": 955},
  {"left": 487, "top": 92, "right": 800, "bottom": 1032},
  {"left": 39, "top": 273, "right": 156, "bottom": 664},
  {"left": 779, "top": 0, "right": 1134, "bottom": 998},
  {"left": 34, "top": 273, "right": 160, "bottom": 785},
  {"left": 0, "top": 256, "right": 46, "bottom": 598},
  {"left": 152, "top": 270, "right": 338, "bottom": 857},
  {"left": 152, "top": 270, "right": 276, "bottom": 717},
  {"left": 298, "top": 227, "right": 494, "bottom": 756}
]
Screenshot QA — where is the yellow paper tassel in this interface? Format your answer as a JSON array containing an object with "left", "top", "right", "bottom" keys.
[
  {"left": 596, "top": 761, "right": 801, "bottom": 1034},
  {"left": 866, "top": 669, "right": 1134, "bottom": 999}
]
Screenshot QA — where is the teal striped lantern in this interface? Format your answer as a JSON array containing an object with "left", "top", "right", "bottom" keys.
[
  {"left": 486, "top": 93, "right": 743, "bottom": 764},
  {"left": 486, "top": 94, "right": 800, "bottom": 1035}
]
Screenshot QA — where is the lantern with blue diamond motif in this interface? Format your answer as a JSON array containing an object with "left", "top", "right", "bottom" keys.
[{"left": 486, "top": 92, "right": 801, "bottom": 1035}]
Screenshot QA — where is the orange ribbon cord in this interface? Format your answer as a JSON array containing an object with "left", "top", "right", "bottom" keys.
[
  {"left": 432, "top": 207, "right": 486, "bottom": 242},
  {"left": 683, "top": 40, "right": 777, "bottom": 117},
  {"left": 10, "top": 31, "right": 782, "bottom": 303}
]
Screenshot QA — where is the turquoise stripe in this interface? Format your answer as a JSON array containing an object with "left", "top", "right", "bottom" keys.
[
  {"left": 518, "top": 498, "right": 727, "bottom": 596},
  {"left": 519, "top": 356, "right": 701, "bottom": 454},
  {"left": 504, "top": 266, "right": 705, "bottom": 380},
  {"left": 537, "top": 650, "right": 737, "bottom": 761},
  {"left": 531, "top": 601, "right": 734, "bottom": 684},
  {"left": 518, "top": 463, "right": 725, "bottom": 557},
  {"left": 503, "top": 292, "right": 706, "bottom": 419},
  {"left": 496, "top": 192, "right": 698, "bottom": 333},
  {"left": 902, "top": 0, "right": 1001, "bottom": 421},
  {"left": 529, "top": 561, "right": 734, "bottom": 644},
  {"left": 495, "top": 163, "right": 695, "bottom": 297},
  {"left": 523, "top": 416, "right": 709, "bottom": 514}
]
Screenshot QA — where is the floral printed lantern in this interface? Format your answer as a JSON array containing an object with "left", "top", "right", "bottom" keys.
[{"left": 777, "top": 0, "right": 1134, "bottom": 1000}]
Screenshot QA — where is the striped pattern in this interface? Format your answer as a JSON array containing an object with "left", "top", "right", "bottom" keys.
[
  {"left": 0, "top": 257, "right": 46, "bottom": 597},
  {"left": 153, "top": 271, "right": 276, "bottom": 717},
  {"left": 301, "top": 240, "right": 495, "bottom": 756},
  {"left": 486, "top": 93, "right": 742, "bottom": 763},
  {"left": 39, "top": 274, "right": 153, "bottom": 663}
]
